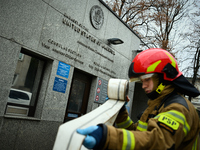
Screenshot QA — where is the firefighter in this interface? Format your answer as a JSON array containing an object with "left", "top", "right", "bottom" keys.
[{"left": 77, "top": 48, "right": 200, "bottom": 150}]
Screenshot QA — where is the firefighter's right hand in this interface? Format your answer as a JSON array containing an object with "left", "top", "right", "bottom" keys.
[{"left": 77, "top": 125, "right": 103, "bottom": 149}]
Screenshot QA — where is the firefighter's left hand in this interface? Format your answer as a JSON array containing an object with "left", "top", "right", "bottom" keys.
[
  {"left": 125, "top": 95, "right": 130, "bottom": 104},
  {"left": 106, "top": 95, "right": 130, "bottom": 104}
]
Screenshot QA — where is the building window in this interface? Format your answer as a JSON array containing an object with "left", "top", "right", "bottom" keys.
[{"left": 5, "top": 50, "right": 46, "bottom": 117}]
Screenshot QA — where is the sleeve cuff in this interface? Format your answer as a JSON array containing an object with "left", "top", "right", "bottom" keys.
[{"left": 93, "top": 124, "right": 108, "bottom": 150}]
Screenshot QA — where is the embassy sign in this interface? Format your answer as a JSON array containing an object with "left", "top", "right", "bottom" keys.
[{"left": 90, "top": 5, "right": 104, "bottom": 30}]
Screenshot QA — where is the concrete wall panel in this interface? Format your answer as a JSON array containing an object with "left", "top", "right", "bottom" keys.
[
  {"left": 0, "top": 0, "right": 47, "bottom": 50},
  {"left": 0, "top": 0, "right": 141, "bottom": 149}
]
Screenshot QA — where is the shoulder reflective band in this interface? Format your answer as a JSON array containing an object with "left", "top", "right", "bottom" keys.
[
  {"left": 154, "top": 110, "right": 190, "bottom": 136},
  {"left": 158, "top": 115, "right": 179, "bottom": 130},
  {"left": 116, "top": 116, "right": 133, "bottom": 129},
  {"left": 122, "top": 129, "right": 135, "bottom": 150},
  {"left": 136, "top": 120, "right": 148, "bottom": 131},
  {"left": 147, "top": 60, "right": 161, "bottom": 72},
  {"left": 192, "top": 135, "right": 198, "bottom": 150}
]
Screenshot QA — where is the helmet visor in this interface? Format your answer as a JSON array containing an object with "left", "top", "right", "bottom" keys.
[
  {"left": 139, "top": 73, "right": 155, "bottom": 80},
  {"left": 129, "top": 73, "right": 155, "bottom": 82}
]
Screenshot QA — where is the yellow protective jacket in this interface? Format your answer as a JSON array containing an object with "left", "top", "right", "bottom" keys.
[{"left": 99, "top": 86, "right": 200, "bottom": 150}]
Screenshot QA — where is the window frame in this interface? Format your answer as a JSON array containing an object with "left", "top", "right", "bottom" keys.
[{"left": 5, "top": 48, "right": 50, "bottom": 117}]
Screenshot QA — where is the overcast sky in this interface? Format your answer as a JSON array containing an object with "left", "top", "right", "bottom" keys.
[{"left": 175, "top": 0, "right": 200, "bottom": 77}]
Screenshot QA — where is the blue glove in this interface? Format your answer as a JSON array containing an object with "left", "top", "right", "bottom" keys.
[
  {"left": 105, "top": 95, "right": 109, "bottom": 101},
  {"left": 77, "top": 126, "right": 103, "bottom": 149}
]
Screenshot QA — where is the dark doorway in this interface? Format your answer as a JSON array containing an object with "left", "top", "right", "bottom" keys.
[
  {"left": 64, "top": 69, "right": 92, "bottom": 122},
  {"left": 131, "top": 82, "right": 148, "bottom": 122}
]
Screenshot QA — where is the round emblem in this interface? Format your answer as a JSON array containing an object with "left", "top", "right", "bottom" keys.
[
  {"left": 90, "top": 5, "right": 104, "bottom": 30},
  {"left": 97, "top": 88, "right": 100, "bottom": 93},
  {"left": 95, "top": 95, "right": 99, "bottom": 101},
  {"left": 98, "top": 80, "right": 102, "bottom": 85}
]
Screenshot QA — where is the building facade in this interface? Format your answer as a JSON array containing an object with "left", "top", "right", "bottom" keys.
[{"left": 0, "top": 0, "right": 141, "bottom": 149}]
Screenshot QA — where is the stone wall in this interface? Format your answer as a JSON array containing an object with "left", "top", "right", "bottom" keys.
[{"left": 0, "top": 0, "right": 140, "bottom": 149}]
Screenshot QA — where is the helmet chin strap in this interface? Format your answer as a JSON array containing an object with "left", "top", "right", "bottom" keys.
[
  {"left": 156, "top": 83, "right": 165, "bottom": 94},
  {"left": 146, "top": 83, "right": 166, "bottom": 100}
]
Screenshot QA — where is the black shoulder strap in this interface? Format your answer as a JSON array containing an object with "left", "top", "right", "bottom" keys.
[
  {"left": 164, "top": 93, "right": 189, "bottom": 110},
  {"left": 156, "top": 91, "right": 189, "bottom": 115}
]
